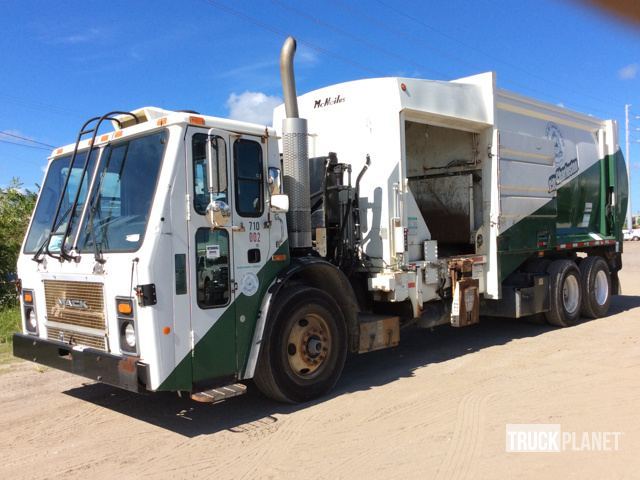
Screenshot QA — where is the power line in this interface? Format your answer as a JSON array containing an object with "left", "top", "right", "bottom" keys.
[
  {"left": 202, "top": 0, "right": 384, "bottom": 76},
  {"left": 372, "top": 0, "right": 625, "bottom": 111},
  {"left": 0, "top": 93, "right": 83, "bottom": 118},
  {"left": 0, "top": 131, "right": 55, "bottom": 148},
  {"left": 327, "top": 0, "right": 491, "bottom": 76},
  {"left": 0, "top": 139, "right": 52, "bottom": 151},
  {"left": 264, "top": 0, "right": 618, "bottom": 118},
  {"left": 270, "top": 0, "right": 452, "bottom": 79}
]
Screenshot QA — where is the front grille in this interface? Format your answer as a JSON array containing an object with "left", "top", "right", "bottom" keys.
[
  {"left": 44, "top": 280, "right": 105, "bottom": 330},
  {"left": 47, "top": 326, "right": 106, "bottom": 350}
]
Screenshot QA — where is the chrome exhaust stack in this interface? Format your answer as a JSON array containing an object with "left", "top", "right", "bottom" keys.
[{"left": 280, "top": 36, "right": 311, "bottom": 250}]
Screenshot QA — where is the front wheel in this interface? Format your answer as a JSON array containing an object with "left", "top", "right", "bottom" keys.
[
  {"left": 254, "top": 285, "right": 348, "bottom": 403},
  {"left": 545, "top": 259, "right": 582, "bottom": 327}
]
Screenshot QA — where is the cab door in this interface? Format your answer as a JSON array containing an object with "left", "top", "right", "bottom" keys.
[
  {"left": 229, "top": 134, "right": 270, "bottom": 371},
  {"left": 186, "top": 127, "right": 237, "bottom": 389}
]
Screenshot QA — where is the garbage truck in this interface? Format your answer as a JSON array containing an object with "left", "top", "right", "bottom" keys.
[{"left": 13, "top": 37, "right": 628, "bottom": 403}]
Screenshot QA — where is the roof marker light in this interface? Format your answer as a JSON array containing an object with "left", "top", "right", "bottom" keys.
[{"left": 189, "top": 116, "right": 205, "bottom": 126}]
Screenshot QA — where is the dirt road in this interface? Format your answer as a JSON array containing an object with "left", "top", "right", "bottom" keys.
[{"left": 2, "top": 245, "right": 640, "bottom": 479}]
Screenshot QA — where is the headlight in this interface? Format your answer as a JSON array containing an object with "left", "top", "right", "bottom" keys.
[
  {"left": 28, "top": 309, "right": 37, "bottom": 330},
  {"left": 25, "top": 306, "right": 38, "bottom": 334},
  {"left": 124, "top": 322, "right": 136, "bottom": 348}
]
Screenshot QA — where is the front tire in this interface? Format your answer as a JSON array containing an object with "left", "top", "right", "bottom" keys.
[
  {"left": 579, "top": 256, "right": 611, "bottom": 318},
  {"left": 545, "top": 260, "right": 582, "bottom": 327},
  {"left": 254, "top": 285, "right": 348, "bottom": 403}
]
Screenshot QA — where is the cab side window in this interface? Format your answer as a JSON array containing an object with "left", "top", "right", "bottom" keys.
[
  {"left": 234, "top": 139, "right": 263, "bottom": 217},
  {"left": 195, "top": 228, "right": 230, "bottom": 308}
]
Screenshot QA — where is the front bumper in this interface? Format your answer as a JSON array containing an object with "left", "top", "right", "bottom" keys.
[{"left": 13, "top": 333, "right": 150, "bottom": 393}]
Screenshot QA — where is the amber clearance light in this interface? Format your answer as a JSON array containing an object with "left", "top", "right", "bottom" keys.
[{"left": 117, "top": 300, "right": 133, "bottom": 316}]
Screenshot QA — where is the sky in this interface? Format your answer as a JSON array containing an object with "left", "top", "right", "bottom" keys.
[{"left": 1, "top": 0, "right": 639, "bottom": 211}]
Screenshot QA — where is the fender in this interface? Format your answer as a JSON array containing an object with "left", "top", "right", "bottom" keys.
[{"left": 242, "top": 257, "right": 360, "bottom": 379}]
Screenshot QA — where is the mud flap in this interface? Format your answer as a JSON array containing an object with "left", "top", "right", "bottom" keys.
[{"left": 450, "top": 278, "right": 480, "bottom": 327}]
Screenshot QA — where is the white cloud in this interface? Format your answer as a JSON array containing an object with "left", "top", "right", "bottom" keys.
[
  {"left": 54, "top": 27, "right": 106, "bottom": 45},
  {"left": 226, "top": 91, "right": 282, "bottom": 125},
  {"left": 618, "top": 63, "right": 639, "bottom": 80},
  {"left": 297, "top": 45, "right": 319, "bottom": 65},
  {"left": 215, "top": 60, "right": 277, "bottom": 80}
]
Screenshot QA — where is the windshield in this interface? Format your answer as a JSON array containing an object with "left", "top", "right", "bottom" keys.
[
  {"left": 23, "top": 130, "right": 167, "bottom": 256},
  {"left": 77, "top": 131, "right": 166, "bottom": 253},
  {"left": 23, "top": 151, "right": 93, "bottom": 253}
]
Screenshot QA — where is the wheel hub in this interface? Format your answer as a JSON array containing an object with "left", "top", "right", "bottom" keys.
[
  {"left": 594, "top": 270, "right": 609, "bottom": 306},
  {"left": 287, "top": 314, "right": 332, "bottom": 378},
  {"left": 562, "top": 274, "right": 580, "bottom": 314}
]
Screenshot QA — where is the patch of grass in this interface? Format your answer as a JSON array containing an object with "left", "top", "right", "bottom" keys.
[
  {"left": 0, "top": 306, "right": 21, "bottom": 343},
  {"left": 0, "top": 343, "right": 13, "bottom": 366},
  {"left": 0, "top": 306, "right": 20, "bottom": 364}
]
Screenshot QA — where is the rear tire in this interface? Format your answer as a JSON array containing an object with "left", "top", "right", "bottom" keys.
[
  {"left": 545, "top": 260, "right": 582, "bottom": 327},
  {"left": 579, "top": 256, "right": 611, "bottom": 318},
  {"left": 254, "top": 285, "right": 348, "bottom": 403}
]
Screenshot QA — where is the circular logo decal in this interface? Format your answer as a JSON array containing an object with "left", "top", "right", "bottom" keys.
[
  {"left": 545, "top": 122, "right": 565, "bottom": 167},
  {"left": 241, "top": 272, "right": 259, "bottom": 297}
]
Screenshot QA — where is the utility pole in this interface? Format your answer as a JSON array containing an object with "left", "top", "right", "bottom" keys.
[{"left": 625, "top": 104, "right": 632, "bottom": 229}]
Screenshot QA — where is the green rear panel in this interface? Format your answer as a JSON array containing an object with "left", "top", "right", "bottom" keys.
[{"left": 498, "top": 150, "right": 627, "bottom": 282}]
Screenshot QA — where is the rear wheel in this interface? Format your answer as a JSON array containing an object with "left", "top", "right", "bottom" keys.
[
  {"left": 545, "top": 260, "right": 582, "bottom": 327},
  {"left": 254, "top": 285, "right": 347, "bottom": 403},
  {"left": 579, "top": 256, "right": 611, "bottom": 318}
]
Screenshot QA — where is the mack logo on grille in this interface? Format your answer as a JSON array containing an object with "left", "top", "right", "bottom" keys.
[{"left": 57, "top": 297, "right": 89, "bottom": 309}]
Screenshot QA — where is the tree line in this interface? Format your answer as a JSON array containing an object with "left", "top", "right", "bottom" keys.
[{"left": 0, "top": 179, "right": 36, "bottom": 307}]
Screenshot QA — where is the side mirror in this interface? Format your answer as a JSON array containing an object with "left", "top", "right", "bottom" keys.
[
  {"left": 270, "top": 194, "right": 289, "bottom": 213},
  {"left": 207, "top": 136, "right": 227, "bottom": 194},
  {"left": 204, "top": 133, "right": 230, "bottom": 229},
  {"left": 268, "top": 167, "right": 282, "bottom": 195},
  {"left": 206, "top": 200, "right": 231, "bottom": 228}
]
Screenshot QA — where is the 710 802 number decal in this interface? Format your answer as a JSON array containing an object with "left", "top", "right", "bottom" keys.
[{"left": 249, "top": 221, "right": 260, "bottom": 243}]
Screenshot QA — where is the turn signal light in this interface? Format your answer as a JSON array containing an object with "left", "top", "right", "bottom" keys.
[
  {"left": 117, "top": 301, "right": 133, "bottom": 315},
  {"left": 23, "top": 291, "right": 33, "bottom": 304}
]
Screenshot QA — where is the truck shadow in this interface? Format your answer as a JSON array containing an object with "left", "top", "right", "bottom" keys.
[{"left": 63, "top": 294, "right": 640, "bottom": 437}]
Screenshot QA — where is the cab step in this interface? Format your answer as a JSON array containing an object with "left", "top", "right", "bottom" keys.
[{"left": 191, "top": 383, "right": 247, "bottom": 403}]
